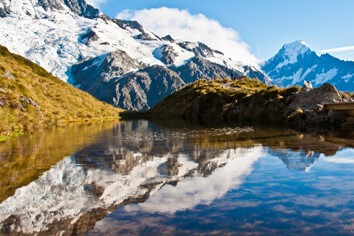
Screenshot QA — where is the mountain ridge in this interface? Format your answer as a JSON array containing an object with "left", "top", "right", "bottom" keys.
[
  {"left": 263, "top": 40, "right": 354, "bottom": 91},
  {"left": 0, "top": 0, "right": 271, "bottom": 111}
]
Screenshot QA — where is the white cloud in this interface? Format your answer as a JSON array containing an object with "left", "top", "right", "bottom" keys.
[
  {"left": 320, "top": 46, "right": 354, "bottom": 61},
  {"left": 117, "top": 7, "right": 259, "bottom": 65},
  {"left": 321, "top": 46, "right": 354, "bottom": 53},
  {"left": 86, "top": 0, "right": 108, "bottom": 7}
]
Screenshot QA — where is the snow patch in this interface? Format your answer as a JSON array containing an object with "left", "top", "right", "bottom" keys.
[
  {"left": 314, "top": 68, "right": 338, "bottom": 85},
  {"left": 342, "top": 73, "right": 354, "bottom": 81},
  {"left": 275, "top": 40, "right": 310, "bottom": 70}
]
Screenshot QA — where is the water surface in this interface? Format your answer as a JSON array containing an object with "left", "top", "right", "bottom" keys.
[{"left": 0, "top": 120, "right": 353, "bottom": 235}]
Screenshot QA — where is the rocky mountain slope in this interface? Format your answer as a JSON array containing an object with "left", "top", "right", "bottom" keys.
[
  {"left": 0, "top": 0, "right": 271, "bottom": 110},
  {"left": 263, "top": 40, "right": 354, "bottom": 91},
  {"left": 0, "top": 45, "right": 121, "bottom": 139}
]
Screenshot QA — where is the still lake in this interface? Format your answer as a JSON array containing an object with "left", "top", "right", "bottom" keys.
[{"left": 0, "top": 120, "right": 354, "bottom": 235}]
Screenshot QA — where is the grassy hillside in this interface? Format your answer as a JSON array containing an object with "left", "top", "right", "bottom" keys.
[
  {"left": 149, "top": 78, "right": 352, "bottom": 132},
  {"left": 0, "top": 45, "right": 122, "bottom": 139},
  {"left": 150, "top": 77, "right": 299, "bottom": 124}
]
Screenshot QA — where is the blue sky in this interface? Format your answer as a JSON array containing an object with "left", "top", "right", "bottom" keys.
[{"left": 93, "top": 0, "right": 354, "bottom": 61}]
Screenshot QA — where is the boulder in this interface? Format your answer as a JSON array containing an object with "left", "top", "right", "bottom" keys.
[{"left": 289, "top": 83, "right": 353, "bottom": 111}]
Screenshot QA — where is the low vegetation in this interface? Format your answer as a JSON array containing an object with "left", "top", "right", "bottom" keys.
[
  {"left": 0, "top": 45, "right": 122, "bottom": 140},
  {"left": 149, "top": 77, "right": 352, "bottom": 133},
  {"left": 150, "top": 77, "right": 300, "bottom": 124}
]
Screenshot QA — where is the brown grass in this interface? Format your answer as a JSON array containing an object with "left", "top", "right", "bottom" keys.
[
  {"left": 0, "top": 45, "right": 123, "bottom": 139},
  {"left": 150, "top": 78, "right": 301, "bottom": 125}
]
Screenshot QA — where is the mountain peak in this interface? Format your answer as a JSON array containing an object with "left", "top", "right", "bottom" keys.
[
  {"left": 0, "top": 0, "right": 99, "bottom": 19},
  {"left": 281, "top": 40, "right": 311, "bottom": 56},
  {"left": 263, "top": 39, "right": 354, "bottom": 92},
  {"left": 263, "top": 40, "right": 314, "bottom": 71}
]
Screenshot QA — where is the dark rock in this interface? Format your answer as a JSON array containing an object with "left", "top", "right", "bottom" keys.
[
  {"left": 1, "top": 0, "right": 100, "bottom": 18},
  {"left": 72, "top": 50, "right": 185, "bottom": 110},
  {"left": 113, "top": 19, "right": 145, "bottom": 32},
  {"left": 79, "top": 28, "right": 98, "bottom": 45},
  {"left": 113, "top": 19, "right": 157, "bottom": 41},
  {"left": 38, "top": 0, "right": 64, "bottom": 11},
  {"left": 109, "top": 65, "right": 185, "bottom": 111},
  {"left": 1, "top": 215, "right": 22, "bottom": 234},
  {"left": 63, "top": 0, "right": 99, "bottom": 18},
  {"left": 172, "top": 56, "right": 243, "bottom": 84},
  {"left": 72, "top": 48, "right": 145, "bottom": 85},
  {"left": 178, "top": 41, "right": 219, "bottom": 57},
  {"left": 133, "top": 33, "right": 156, "bottom": 41},
  {"left": 0, "top": 5, "right": 10, "bottom": 17},
  {"left": 154, "top": 45, "right": 178, "bottom": 65},
  {"left": 161, "top": 35, "right": 174, "bottom": 42}
]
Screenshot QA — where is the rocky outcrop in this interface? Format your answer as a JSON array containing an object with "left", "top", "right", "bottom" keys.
[
  {"left": 71, "top": 49, "right": 145, "bottom": 94},
  {"left": 110, "top": 66, "right": 185, "bottom": 110},
  {"left": 0, "top": 5, "right": 10, "bottom": 17},
  {"left": 79, "top": 28, "right": 99, "bottom": 45},
  {"left": 63, "top": 0, "right": 99, "bottom": 18},
  {"left": 172, "top": 56, "right": 243, "bottom": 83},
  {"left": 73, "top": 64, "right": 185, "bottom": 111},
  {"left": 161, "top": 35, "right": 174, "bottom": 43},
  {"left": 112, "top": 19, "right": 158, "bottom": 41},
  {"left": 113, "top": 19, "right": 145, "bottom": 33},
  {"left": 178, "top": 41, "right": 224, "bottom": 57},
  {"left": 37, "top": 0, "right": 64, "bottom": 11},
  {"left": 154, "top": 44, "right": 178, "bottom": 65},
  {"left": 0, "top": 0, "right": 99, "bottom": 18},
  {"left": 289, "top": 83, "right": 352, "bottom": 111}
]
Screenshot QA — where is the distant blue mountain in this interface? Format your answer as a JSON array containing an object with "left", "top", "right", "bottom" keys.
[{"left": 262, "top": 40, "right": 354, "bottom": 92}]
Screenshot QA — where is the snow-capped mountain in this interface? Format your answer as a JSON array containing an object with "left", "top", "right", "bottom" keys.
[
  {"left": 263, "top": 40, "right": 354, "bottom": 91},
  {"left": 0, "top": 0, "right": 271, "bottom": 110}
]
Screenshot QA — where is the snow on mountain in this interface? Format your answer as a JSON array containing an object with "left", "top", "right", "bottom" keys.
[
  {"left": 0, "top": 0, "right": 99, "bottom": 19},
  {"left": 0, "top": 0, "right": 271, "bottom": 110},
  {"left": 274, "top": 40, "right": 311, "bottom": 70},
  {"left": 263, "top": 40, "right": 354, "bottom": 91}
]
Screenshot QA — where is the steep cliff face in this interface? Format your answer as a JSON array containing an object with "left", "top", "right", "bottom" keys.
[{"left": 76, "top": 65, "right": 185, "bottom": 111}]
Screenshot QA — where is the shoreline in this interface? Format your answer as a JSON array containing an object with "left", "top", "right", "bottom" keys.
[{"left": 121, "top": 78, "right": 354, "bottom": 137}]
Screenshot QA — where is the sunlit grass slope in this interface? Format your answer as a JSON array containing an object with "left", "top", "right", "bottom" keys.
[
  {"left": 150, "top": 77, "right": 301, "bottom": 125},
  {"left": 0, "top": 45, "right": 122, "bottom": 139}
]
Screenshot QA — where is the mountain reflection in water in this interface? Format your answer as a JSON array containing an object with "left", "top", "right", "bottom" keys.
[{"left": 0, "top": 120, "right": 353, "bottom": 235}]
